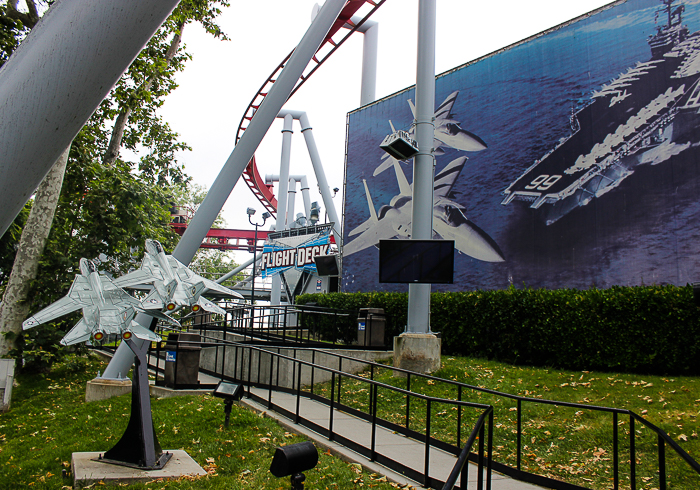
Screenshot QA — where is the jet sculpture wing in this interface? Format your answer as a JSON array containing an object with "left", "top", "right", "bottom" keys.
[
  {"left": 199, "top": 277, "right": 243, "bottom": 300},
  {"left": 22, "top": 274, "right": 91, "bottom": 330},
  {"left": 196, "top": 296, "right": 227, "bottom": 316},
  {"left": 22, "top": 295, "right": 82, "bottom": 330},
  {"left": 126, "top": 322, "right": 161, "bottom": 343},
  {"left": 113, "top": 267, "right": 160, "bottom": 289},
  {"left": 100, "top": 276, "right": 143, "bottom": 306},
  {"left": 59, "top": 318, "right": 93, "bottom": 345}
]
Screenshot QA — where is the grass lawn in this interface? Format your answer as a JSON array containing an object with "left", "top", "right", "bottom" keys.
[
  {"left": 0, "top": 354, "right": 402, "bottom": 490},
  {"left": 309, "top": 356, "right": 700, "bottom": 490}
]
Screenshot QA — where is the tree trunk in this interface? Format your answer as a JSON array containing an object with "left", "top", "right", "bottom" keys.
[
  {"left": 102, "top": 25, "right": 183, "bottom": 167},
  {"left": 0, "top": 146, "right": 70, "bottom": 358}
]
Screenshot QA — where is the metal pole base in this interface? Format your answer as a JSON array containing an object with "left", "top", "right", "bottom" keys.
[{"left": 95, "top": 339, "right": 167, "bottom": 470}]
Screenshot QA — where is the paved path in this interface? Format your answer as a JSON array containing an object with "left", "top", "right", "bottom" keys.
[{"left": 234, "top": 381, "right": 549, "bottom": 490}]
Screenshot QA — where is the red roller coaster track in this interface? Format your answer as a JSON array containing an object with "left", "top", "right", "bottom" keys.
[{"left": 236, "top": 0, "right": 385, "bottom": 216}]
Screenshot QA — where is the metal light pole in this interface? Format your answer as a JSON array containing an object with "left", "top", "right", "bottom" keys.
[{"left": 247, "top": 208, "right": 270, "bottom": 330}]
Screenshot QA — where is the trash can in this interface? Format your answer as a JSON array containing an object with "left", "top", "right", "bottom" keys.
[
  {"left": 357, "top": 308, "right": 386, "bottom": 347},
  {"left": 164, "top": 332, "right": 202, "bottom": 388}
]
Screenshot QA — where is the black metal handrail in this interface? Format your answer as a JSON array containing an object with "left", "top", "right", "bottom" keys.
[
  {"left": 125, "top": 313, "right": 700, "bottom": 490},
  {"left": 442, "top": 408, "right": 494, "bottom": 490},
  {"left": 175, "top": 332, "right": 698, "bottom": 490},
  {"left": 180, "top": 304, "right": 375, "bottom": 348},
  {"left": 148, "top": 332, "right": 493, "bottom": 489}
]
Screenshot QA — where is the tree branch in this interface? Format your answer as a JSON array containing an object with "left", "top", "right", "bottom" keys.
[
  {"left": 102, "top": 23, "right": 185, "bottom": 167},
  {"left": 6, "top": 0, "right": 39, "bottom": 28}
]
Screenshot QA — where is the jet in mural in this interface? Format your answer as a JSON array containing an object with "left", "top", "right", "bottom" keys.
[
  {"left": 22, "top": 258, "right": 176, "bottom": 345},
  {"left": 373, "top": 91, "right": 488, "bottom": 177},
  {"left": 344, "top": 156, "right": 505, "bottom": 262},
  {"left": 114, "top": 239, "right": 242, "bottom": 315}
]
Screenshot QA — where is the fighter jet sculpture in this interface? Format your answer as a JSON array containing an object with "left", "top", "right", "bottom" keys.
[
  {"left": 114, "top": 239, "right": 243, "bottom": 315},
  {"left": 22, "top": 258, "right": 178, "bottom": 345}
]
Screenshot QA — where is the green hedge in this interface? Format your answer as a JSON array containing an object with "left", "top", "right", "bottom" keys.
[{"left": 296, "top": 286, "right": 700, "bottom": 375}]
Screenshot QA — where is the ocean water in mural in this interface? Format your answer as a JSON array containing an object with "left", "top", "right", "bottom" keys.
[{"left": 342, "top": 0, "right": 700, "bottom": 292}]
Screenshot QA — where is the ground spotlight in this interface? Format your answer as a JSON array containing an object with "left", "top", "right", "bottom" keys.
[
  {"left": 212, "top": 381, "right": 243, "bottom": 427},
  {"left": 269, "top": 441, "right": 318, "bottom": 490}
]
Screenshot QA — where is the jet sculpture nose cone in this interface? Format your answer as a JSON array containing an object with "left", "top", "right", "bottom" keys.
[{"left": 79, "top": 258, "right": 97, "bottom": 276}]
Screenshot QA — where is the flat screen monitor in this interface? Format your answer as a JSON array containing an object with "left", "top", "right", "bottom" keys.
[
  {"left": 314, "top": 254, "right": 339, "bottom": 276},
  {"left": 379, "top": 240, "right": 454, "bottom": 284}
]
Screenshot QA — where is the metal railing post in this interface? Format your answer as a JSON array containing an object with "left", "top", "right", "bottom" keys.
[
  {"left": 337, "top": 358, "right": 343, "bottom": 405},
  {"left": 516, "top": 399, "right": 522, "bottom": 471},
  {"left": 310, "top": 350, "right": 316, "bottom": 394},
  {"left": 371, "top": 383, "right": 378, "bottom": 461},
  {"left": 329, "top": 372, "right": 336, "bottom": 441},
  {"left": 406, "top": 373, "right": 411, "bottom": 431},
  {"left": 457, "top": 385, "right": 462, "bottom": 447},
  {"left": 658, "top": 434, "right": 666, "bottom": 490},
  {"left": 295, "top": 358, "right": 302, "bottom": 424},
  {"left": 630, "top": 415, "right": 636, "bottom": 490},
  {"left": 613, "top": 412, "right": 619, "bottom": 490},
  {"left": 424, "top": 399, "right": 432, "bottom": 488},
  {"left": 487, "top": 410, "right": 493, "bottom": 490},
  {"left": 478, "top": 423, "right": 485, "bottom": 490}
]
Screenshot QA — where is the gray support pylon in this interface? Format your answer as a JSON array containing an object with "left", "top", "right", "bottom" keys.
[
  {"left": 0, "top": 0, "right": 180, "bottom": 238},
  {"left": 265, "top": 174, "right": 311, "bottom": 220},
  {"left": 216, "top": 252, "right": 262, "bottom": 285},
  {"left": 298, "top": 113, "right": 341, "bottom": 242},
  {"left": 406, "top": 0, "right": 436, "bottom": 334},
  {"left": 297, "top": 175, "right": 312, "bottom": 220},
  {"left": 277, "top": 115, "right": 294, "bottom": 232},
  {"left": 102, "top": 0, "right": 347, "bottom": 379},
  {"left": 286, "top": 179, "right": 297, "bottom": 228},
  {"left": 276, "top": 109, "right": 340, "bottom": 241},
  {"left": 348, "top": 15, "right": 378, "bottom": 106},
  {"left": 271, "top": 114, "right": 294, "bottom": 306}
]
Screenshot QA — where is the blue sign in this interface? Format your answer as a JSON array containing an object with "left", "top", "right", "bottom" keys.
[{"left": 166, "top": 351, "right": 176, "bottom": 362}]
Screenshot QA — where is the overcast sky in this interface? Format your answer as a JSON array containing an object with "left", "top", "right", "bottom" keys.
[{"left": 158, "top": 0, "right": 614, "bottom": 261}]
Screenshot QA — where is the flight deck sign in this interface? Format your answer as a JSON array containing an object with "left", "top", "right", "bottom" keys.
[{"left": 261, "top": 227, "right": 332, "bottom": 278}]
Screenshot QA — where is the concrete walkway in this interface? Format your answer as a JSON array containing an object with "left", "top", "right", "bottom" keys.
[{"left": 232, "top": 381, "right": 550, "bottom": 490}]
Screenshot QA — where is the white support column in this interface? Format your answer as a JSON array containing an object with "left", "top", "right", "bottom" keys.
[
  {"left": 103, "top": 0, "right": 347, "bottom": 380},
  {"left": 348, "top": 15, "right": 378, "bottom": 106},
  {"left": 395, "top": 0, "right": 441, "bottom": 374},
  {"left": 0, "top": 0, "right": 180, "bottom": 238},
  {"left": 272, "top": 114, "right": 294, "bottom": 306},
  {"left": 298, "top": 113, "right": 341, "bottom": 242},
  {"left": 298, "top": 175, "right": 312, "bottom": 220},
  {"left": 407, "top": 0, "right": 436, "bottom": 335},
  {"left": 286, "top": 179, "right": 297, "bottom": 228}
]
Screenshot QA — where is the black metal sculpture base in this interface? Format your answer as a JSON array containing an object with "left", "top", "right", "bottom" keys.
[{"left": 94, "top": 338, "right": 169, "bottom": 470}]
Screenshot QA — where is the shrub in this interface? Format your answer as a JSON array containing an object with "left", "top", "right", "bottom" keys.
[{"left": 297, "top": 285, "right": 700, "bottom": 375}]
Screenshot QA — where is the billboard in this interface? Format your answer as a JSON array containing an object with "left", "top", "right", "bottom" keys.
[{"left": 342, "top": 0, "right": 700, "bottom": 292}]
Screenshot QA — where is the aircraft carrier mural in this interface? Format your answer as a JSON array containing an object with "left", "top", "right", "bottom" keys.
[{"left": 342, "top": 0, "right": 700, "bottom": 292}]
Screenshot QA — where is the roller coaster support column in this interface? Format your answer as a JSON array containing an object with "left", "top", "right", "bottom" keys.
[
  {"left": 286, "top": 179, "right": 298, "bottom": 227},
  {"left": 349, "top": 15, "right": 378, "bottom": 106},
  {"left": 0, "top": 0, "right": 180, "bottom": 238},
  {"left": 265, "top": 174, "right": 312, "bottom": 223},
  {"left": 396, "top": 0, "right": 441, "bottom": 374},
  {"left": 216, "top": 252, "right": 262, "bottom": 285},
  {"left": 277, "top": 110, "right": 341, "bottom": 243},
  {"left": 103, "top": 0, "right": 347, "bottom": 380},
  {"left": 271, "top": 114, "right": 294, "bottom": 306}
]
